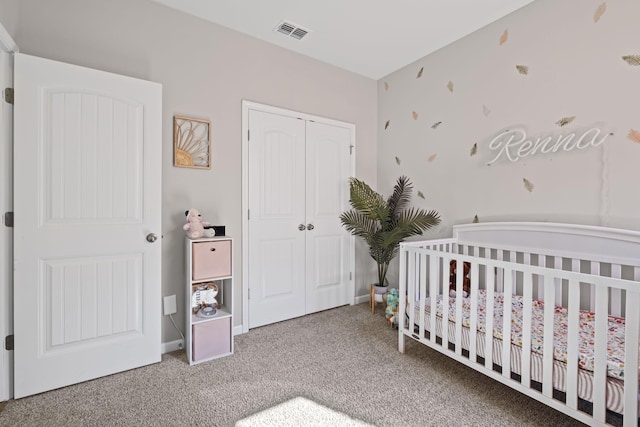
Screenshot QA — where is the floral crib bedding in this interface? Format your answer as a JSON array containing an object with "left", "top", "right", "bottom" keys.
[{"left": 424, "top": 289, "right": 629, "bottom": 380}]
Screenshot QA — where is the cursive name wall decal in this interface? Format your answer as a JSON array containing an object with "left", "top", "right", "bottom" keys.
[{"left": 487, "top": 127, "right": 612, "bottom": 165}]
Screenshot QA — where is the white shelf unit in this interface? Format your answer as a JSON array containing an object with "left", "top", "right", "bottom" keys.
[{"left": 185, "top": 236, "right": 234, "bottom": 365}]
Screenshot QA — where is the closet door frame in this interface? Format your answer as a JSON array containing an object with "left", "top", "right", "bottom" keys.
[{"left": 241, "top": 100, "right": 356, "bottom": 333}]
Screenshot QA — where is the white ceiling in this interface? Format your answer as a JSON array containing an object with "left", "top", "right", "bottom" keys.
[{"left": 151, "top": 0, "right": 536, "bottom": 80}]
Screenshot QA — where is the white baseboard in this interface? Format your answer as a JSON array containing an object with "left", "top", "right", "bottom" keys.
[
  {"left": 162, "top": 325, "right": 245, "bottom": 353},
  {"left": 354, "top": 293, "right": 370, "bottom": 305},
  {"left": 161, "top": 339, "right": 184, "bottom": 354}
]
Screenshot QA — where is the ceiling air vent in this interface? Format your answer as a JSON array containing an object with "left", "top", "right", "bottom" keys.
[{"left": 275, "top": 20, "right": 310, "bottom": 40}]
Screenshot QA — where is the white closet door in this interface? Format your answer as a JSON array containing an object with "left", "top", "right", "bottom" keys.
[
  {"left": 13, "top": 53, "right": 162, "bottom": 398},
  {"left": 305, "top": 121, "right": 352, "bottom": 313},
  {"left": 247, "top": 108, "right": 353, "bottom": 328},
  {"left": 248, "top": 110, "right": 306, "bottom": 328}
]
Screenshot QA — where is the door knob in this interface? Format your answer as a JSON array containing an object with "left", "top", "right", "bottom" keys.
[
  {"left": 307, "top": 224, "right": 315, "bottom": 230},
  {"left": 146, "top": 233, "right": 158, "bottom": 243},
  {"left": 298, "top": 224, "right": 306, "bottom": 231}
]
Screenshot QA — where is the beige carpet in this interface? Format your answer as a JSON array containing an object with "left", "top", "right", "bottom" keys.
[{"left": 0, "top": 302, "right": 585, "bottom": 427}]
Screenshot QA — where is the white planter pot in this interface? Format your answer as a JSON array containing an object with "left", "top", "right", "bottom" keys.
[{"left": 373, "top": 284, "right": 388, "bottom": 302}]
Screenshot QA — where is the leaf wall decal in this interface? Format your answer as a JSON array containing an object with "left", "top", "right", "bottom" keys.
[
  {"left": 593, "top": 2, "right": 607, "bottom": 23},
  {"left": 499, "top": 29, "right": 509, "bottom": 45},
  {"left": 555, "top": 116, "right": 576, "bottom": 127},
  {"left": 385, "top": 120, "right": 390, "bottom": 130},
  {"left": 470, "top": 143, "right": 478, "bottom": 156},
  {"left": 628, "top": 129, "right": 640, "bottom": 143},
  {"left": 472, "top": 215, "right": 479, "bottom": 224},
  {"left": 431, "top": 121, "right": 442, "bottom": 129},
  {"left": 395, "top": 156, "right": 401, "bottom": 165},
  {"left": 447, "top": 81, "right": 454, "bottom": 92},
  {"left": 412, "top": 111, "right": 418, "bottom": 120},
  {"left": 523, "top": 178, "right": 535, "bottom": 192},
  {"left": 417, "top": 67, "right": 424, "bottom": 78},
  {"left": 482, "top": 105, "right": 491, "bottom": 117},
  {"left": 622, "top": 55, "right": 640, "bottom": 66},
  {"left": 428, "top": 154, "right": 437, "bottom": 162},
  {"left": 417, "top": 191, "right": 425, "bottom": 199},
  {"left": 384, "top": 81, "right": 389, "bottom": 91},
  {"left": 516, "top": 65, "right": 529, "bottom": 75}
]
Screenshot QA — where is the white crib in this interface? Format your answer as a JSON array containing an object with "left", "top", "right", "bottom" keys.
[{"left": 398, "top": 222, "right": 640, "bottom": 427}]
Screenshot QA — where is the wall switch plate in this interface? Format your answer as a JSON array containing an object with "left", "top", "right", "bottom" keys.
[{"left": 163, "top": 295, "right": 177, "bottom": 315}]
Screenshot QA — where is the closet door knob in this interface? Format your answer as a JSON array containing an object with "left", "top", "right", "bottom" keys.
[
  {"left": 298, "top": 224, "right": 306, "bottom": 231},
  {"left": 307, "top": 224, "right": 314, "bottom": 230},
  {"left": 146, "top": 233, "right": 158, "bottom": 243}
]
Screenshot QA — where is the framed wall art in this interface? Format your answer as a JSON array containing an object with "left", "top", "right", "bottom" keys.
[{"left": 173, "top": 115, "right": 211, "bottom": 169}]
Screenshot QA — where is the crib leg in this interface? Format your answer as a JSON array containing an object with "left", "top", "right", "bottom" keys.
[{"left": 398, "top": 331, "right": 405, "bottom": 353}]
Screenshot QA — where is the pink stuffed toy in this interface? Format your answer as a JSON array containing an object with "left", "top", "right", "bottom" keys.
[{"left": 183, "top": 208, "right": 210, "bottom": 239}]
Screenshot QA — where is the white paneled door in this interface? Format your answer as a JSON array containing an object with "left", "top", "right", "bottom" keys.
[
  {"left": 304, "top": 121, "right": 352, "bottom": 313},
  {"left": 247, "top": 109, "right": 353, "bottom": 328},
  {"left": 13, "top": 53, "right": 162, "bottom": 398}
]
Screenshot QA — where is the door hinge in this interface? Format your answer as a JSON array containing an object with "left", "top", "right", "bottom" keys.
[
  {"left": 350, "top": 272, "right": 352, "bottom": 280},
  {"left": 350, "top": 145, "right": 354, "bottom": 155},
  {"left": 248, "top": 288, "right": 250, "bottom": 300},
  {"left": 5, "top": 335, "right": 14, "bottom": 351},
  {"left": 4, "top": 88, "right": 13, "bottom": 104},
  {"left": 247, "top": 130, "right": 250, "bottom": 141},
  {"left": 4, "top": 211, "right": 13, "bottom": 227},
  {"left": 247, "top": 209, "right": 250, "bottom": 220}
]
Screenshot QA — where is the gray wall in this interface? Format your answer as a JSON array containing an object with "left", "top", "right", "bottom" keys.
[
  {"left": 0, "top": 0, "right": 378, "bottom": 344},
  {"left": 378, "top": 0, "right": 640, "bottom": 286},
  {"left": 378, "top": 0, "right": 640, "bottom": 243}
]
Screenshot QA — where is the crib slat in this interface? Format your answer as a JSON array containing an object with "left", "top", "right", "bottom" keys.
[
  {"left": 497, "top": 250, "right": 504, "bottom": 293},
  {"left": 399, "top": 245, "right": 408, "bottom": 353},
  {"left": 407, "top": 250, "right": 416, "bottom": 335},
  {"left": 502, "top": 268, "right": 513, "bottom": 380},
  {"left": 521, "top": 272, "right": 533, "bottom": 389},
  {"left": 554, "top": 256, "right": 562, "bottom": 305},
  {"left": 565, "top": 279, "right": 580, "bottom": 410},
  {"left": 589, "top": 261, "right": 600, "bottom": 313},
  {"left": 441, "top": 256, "right": 450, "bottom": 349},
  {"left": 542, "top": 274, "right": 555, "bottom": 398},
  {"left": 592, "top": 284, "right": 608, "bottom": 423},
  {"left": 455, "top": 258, "right": 464, "bottom": 355},
  {"left": 418, "top": 252, "right": 428, "bottom": 340},
  {"left": 570, "top": 258, "right": 580, "bottom": 272},
  {"left": 429, "top": 253, "right": 438, "bottom": 345},
  {"left": 469, "top": 261, "right": 479, "bottom": 363},
  {"left": 485, "top": 267, "right": 495, "bottom": 371},
  {"left": 623, "top": 290, "right": 639, "bottom": 427},
  {"left": 610, "top": 263, "right": 622, "bottom": 316},
  {"left": 570, "top": 258, "right": 580, "bottom": 304},
  {"left": 523, "top": 252, "right": 534, "bottom": 300},
  {"left": 537, "top": 254, "right": 546, "bottom": 300}
]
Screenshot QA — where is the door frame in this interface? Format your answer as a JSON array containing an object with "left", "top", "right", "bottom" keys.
[
  {"left": 241, "top": 100, "right": 356, "bottom": 333},
  {"left": 0, "top": 22, "right": 17, "bottom": 402}
]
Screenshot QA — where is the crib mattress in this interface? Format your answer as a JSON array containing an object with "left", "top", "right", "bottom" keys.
[{"left": 411, "top": 290, "right": 634, "bottom": 414}]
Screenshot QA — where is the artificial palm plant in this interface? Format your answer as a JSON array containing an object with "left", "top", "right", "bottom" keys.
[{"left": 340, "top": 175, "right": 441, "bottom": 288}]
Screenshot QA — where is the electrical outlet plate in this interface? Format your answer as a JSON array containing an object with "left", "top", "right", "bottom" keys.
[{"left": 163, "top": 295, "right": 177, "bottom": 315}]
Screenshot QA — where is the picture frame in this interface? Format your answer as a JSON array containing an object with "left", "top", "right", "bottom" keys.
[{"left": 173, "top": 115, "right": 211, "bottom": 169}]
